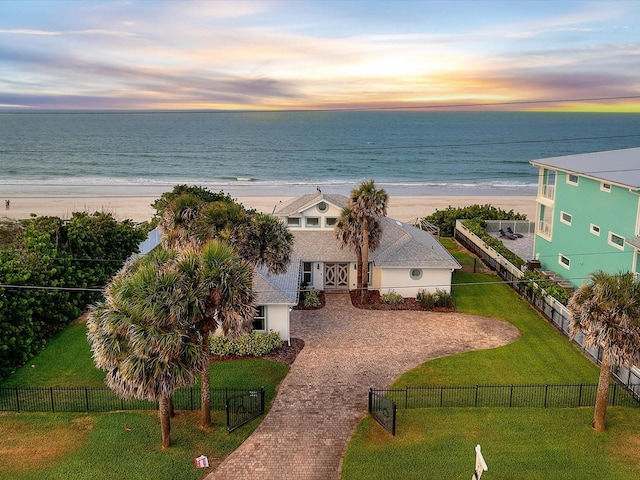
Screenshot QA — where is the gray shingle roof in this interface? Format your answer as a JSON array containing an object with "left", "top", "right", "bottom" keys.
[
  {"left": 274, "top": 193, "right": 349, "bottom": 216},
  {"left": 253, "top": 254, "right": 301, "bottom": 305},
  {"left": 290, "top": 216, "right": 460, "bottom": 269},
  {"left": 372, "top": 217, "right": 461, "bottom": 269},
  {"left": 530, "top": 147, "right": 640, "bottom": 189},
  {"left": 292, "top": 230, "right": 354, "bottom": 262}
]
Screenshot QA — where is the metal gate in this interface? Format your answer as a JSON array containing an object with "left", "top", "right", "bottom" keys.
[
  {"left": 226, "top": 388, "right": 265, "bottom": 432},
  {"left": 368, "top": 388, "right": 396, "bottom": 435},
  {"left": 325, "top": 263, "right": 349, "bottom": 289}
]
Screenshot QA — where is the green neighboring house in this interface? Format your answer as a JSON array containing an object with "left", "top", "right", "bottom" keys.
[{"left": 531, "top": 147, "right": 640, "bottom": 289}]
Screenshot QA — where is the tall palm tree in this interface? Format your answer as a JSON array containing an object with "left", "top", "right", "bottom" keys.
[
  {"left": 87, "top": 249, "right": 206, "bottom": 448},
  {"left": 568, "top": 270, "right": 640, "bottom": 431},
  {"left": 182, "top": 240, "right": 255, "bottom": 428},
  {"left": 349, "top": 180, "right": 388, "bottom": 297},
  {"left": 335, "top": 207, "right": 364, "bottom": 289}
]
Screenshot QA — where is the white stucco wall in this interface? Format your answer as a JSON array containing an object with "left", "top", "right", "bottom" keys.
[
  {"left": 264, "top": 304, "right": 291, "bottom": 343},
  {"left": 376, "top": 267, "right": 453, "bottom": 297}
]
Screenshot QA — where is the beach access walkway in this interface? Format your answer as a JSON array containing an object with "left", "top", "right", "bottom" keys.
[{"left": 205, "top": 293, "right": 520, "bottom": 480}]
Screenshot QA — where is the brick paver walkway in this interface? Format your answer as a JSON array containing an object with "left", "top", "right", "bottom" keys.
[{"left": 205, "top": 293, "right": 519, "bottom": 480}]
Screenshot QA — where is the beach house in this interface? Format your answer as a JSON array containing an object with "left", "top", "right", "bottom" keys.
[
  {"left": 531, "top": 147, "right": 640, "bottom": 289},
  {"left": 273, "top": 192, "right": 461, "bottom": 297}
]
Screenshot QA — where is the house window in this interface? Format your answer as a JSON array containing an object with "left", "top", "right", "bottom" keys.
[
  {"left": 558, "top": 254, "right": 571, "bottom": 269},
  {"left": 590, "top": 224, "right": 600, "bottom": 236},
  {"left": 560, "top": 211, "right": 572, "bottom": 226},
  {"left": 287, "top": 217, "right": 300, "bottom": 227},
  {"left": 601, "top": 182, "right": 612, "bottom": 192},
  {"left": 253, "top": 306, "right": 266, "bottom": 331},
  {"left": 302, "top": 262, "right": 313, "bottom": 286},
  {"left": 409, "top": 268, "right": 423, "bottom": 280},
  {"left": 317, "top": 201, "right": 328, "bottom": 213},
  {"left": 306, "top": 217, "right": 320, "bottom": 228},
  {"left": 567, "top": 174, "right": 579, "bottom": 185},
  {"left": 325, "top": 217, "right": 337, "bottom": 227},
  {"left": 609, "top": 232, "right": 625, "bottom": 250}
]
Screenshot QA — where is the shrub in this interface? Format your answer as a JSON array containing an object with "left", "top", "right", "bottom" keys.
[
  {"left": 417, "top": 290, "right": 436, "bottom": 310},
  {"left": 210, "top": 330, "right": 283, "bottom": 357},
  {"left": 417, "top": 289, "right": 456, "bottom": 310},
  {"left": 462, "top": 218, "right": 525, "bottom": 269},
  {"left": 303, "top": 288, "right": 321, "bottom": 308},
  {"left": 434, "top": 289, "right": 455, "bottom": 308},
  {"left": 381, "top": 291, "right": 404, "bottom": 304},
  {"left": 522, "top": 270, "right": 571, "bottom": 305},
  {"left": 420, "top": 204, "right": 527, "bottom": 237}
]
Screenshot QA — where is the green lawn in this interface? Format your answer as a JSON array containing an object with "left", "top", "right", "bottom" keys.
[
  {"left": 0, "top": 317, "right": 289, "bottom": 480},
  {"left": 343, "top": 242, "right": 640, "bottom": 479}
]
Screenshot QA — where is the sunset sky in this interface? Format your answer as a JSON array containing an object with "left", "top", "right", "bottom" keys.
[{"left": 1, "top": 0, "right": 639, "bottom": 111}]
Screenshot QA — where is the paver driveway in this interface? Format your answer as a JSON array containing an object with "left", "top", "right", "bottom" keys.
[{"left": 205, "top": 293, "right": 519, "bottom": 480}]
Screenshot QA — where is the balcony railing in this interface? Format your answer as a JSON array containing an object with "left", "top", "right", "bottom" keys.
[
  {"left": 540, "top": 184, "right": 555, "bottom": 200},
  {"left": 537, "top": 220, "right": 552, "bottom": 237}
]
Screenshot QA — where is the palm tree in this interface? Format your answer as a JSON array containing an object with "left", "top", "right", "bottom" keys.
[
  {"left": 348, "top": 180, "right": 388, "bottom": 298},
  {"left": 232, "top": 212, "right": 294, "bottom": 275},
  {"left": 184, "top": 240, "right": 255, "bottom": 428},
  {"left": 87, "top": 249, "right": 206, "bottom": 448},
  {"left": 335, "top": 207, "right": 364, "bottom": 289},
  {"left": 568, "top": 271, "right": 640, "bottom": 431}
]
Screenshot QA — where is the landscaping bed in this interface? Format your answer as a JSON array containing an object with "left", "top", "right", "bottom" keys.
[{"left": 349, "top": 290, "right": 455, "bottom": 312}]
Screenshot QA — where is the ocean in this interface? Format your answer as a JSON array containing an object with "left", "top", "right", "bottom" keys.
[{"left": 1, "top": 111, "right": 639, "bottom": 197}]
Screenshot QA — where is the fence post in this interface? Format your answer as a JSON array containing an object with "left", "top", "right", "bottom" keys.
[
  {"left": 368, "top": 388, "right": 372, "bottom": 412},
  {"left": 612, "top": 383, "right": 617, "bottom": 406},
  {"left": 15, "top": 386, "right": 20, "bottom": 412},
  {"left": 440, "top": 386, "right": 444, "bottom": 407},
  {"left": 475, "top": 385, "right": 479, "bottom": 407},
  {"left": 544, "top": 384, "right": 549, "bottom": 408},
  {"left": 509, "top": 385, "right": 513, "bottom": 407},
  {"left": 578, "top": 384, "right": 583, "bottom": 407},
  {"left": 260, "top": 387, "right": 265, "bottom": 414},
  {"left": 405, "top": 386, "right": 409, "bottom": 409},
  {"left": 85, "top": 387, "right": 90, "bottom": 412},
  {"left": 50, "top": 387, "right": 55, "bottom": 413}
]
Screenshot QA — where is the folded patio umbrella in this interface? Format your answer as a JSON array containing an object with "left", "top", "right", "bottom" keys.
[{"left": 472, "top": 444, "right": 488, "bottom": 479}]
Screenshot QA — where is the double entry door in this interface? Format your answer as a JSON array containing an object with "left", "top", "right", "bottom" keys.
[{"left": 324, "top": 262, "right": 349, "bottom": 290}]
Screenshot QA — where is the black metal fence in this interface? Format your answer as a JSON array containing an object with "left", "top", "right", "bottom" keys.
[
  {"left": 454, "top": 221, "right": 640, "bottom": 402},
  {"left": 0, "top": 386, "right": 263, "bottom": 413},
  {"left": 371, "top": 383, "right": 640, "bottom": 410},
  {"left": 368, "top": 388, "right": 396, "bottom": 435},
  {"left": 226, "top": 388, "right": 265, "bottom": 432}
]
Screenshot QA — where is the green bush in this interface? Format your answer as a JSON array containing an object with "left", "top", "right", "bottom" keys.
[
  {"left": 462, "top": 218, "right": 525, "bottom": 268},
  {"left": 417, "top": 289, "right": 456, "bottom": 310},
  {"left": 210, "top": 330, "right": 283, "bottom": 357},
  {"left": 417, "top": 290, "right": 436, "bottom": 309},
  {"left": 0, "top": 212, "right": 146, "bottom": 380},
  {"left": 522, "top": 270, "right": 571, "bottom": 305},
  {"left": 420, "top": 204, "right": 527, "bottom": 237},
  {"left": 381, "top": 291, "right": 404, "bottom": 304},
  {"left": 303, "top": 287, "right": 321, "bottom": 308}
]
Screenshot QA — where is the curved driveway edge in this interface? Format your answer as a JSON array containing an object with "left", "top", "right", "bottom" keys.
[{"left": 205, "top": 293, "right": 520, "bottom": 480}]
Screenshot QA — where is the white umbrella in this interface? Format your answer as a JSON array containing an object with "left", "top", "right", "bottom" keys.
[{"left": 472, "top": 444, "right": 488, "bottom": 479}]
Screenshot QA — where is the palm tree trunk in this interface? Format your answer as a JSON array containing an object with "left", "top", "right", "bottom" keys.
[
  {"left": 159, "top": 394, "right": 172, "bottom": 449},
  {"left": 200, "top": 333, "right": 212, "bottom": 428},
  {"left": 355, "top": 246, "right": 363, "bottom": 292},
  {"left": 361, "top": 219, "right": 369, "bottom": 299},
  {"left": 593, "top": 348, "right": 611, "bottom": 432}
]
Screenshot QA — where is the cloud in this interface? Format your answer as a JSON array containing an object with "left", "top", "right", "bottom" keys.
[{"left": 0, "top": 28, "right": 137, "bottom": 38}]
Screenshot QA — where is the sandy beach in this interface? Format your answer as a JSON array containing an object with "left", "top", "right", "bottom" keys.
[{"left": 0, "top": 193, "right": 537, "bottom": 224}]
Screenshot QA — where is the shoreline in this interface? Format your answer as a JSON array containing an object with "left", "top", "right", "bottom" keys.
[{"left": 0, "top": 192, "right": 537, "bottom": 223}]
